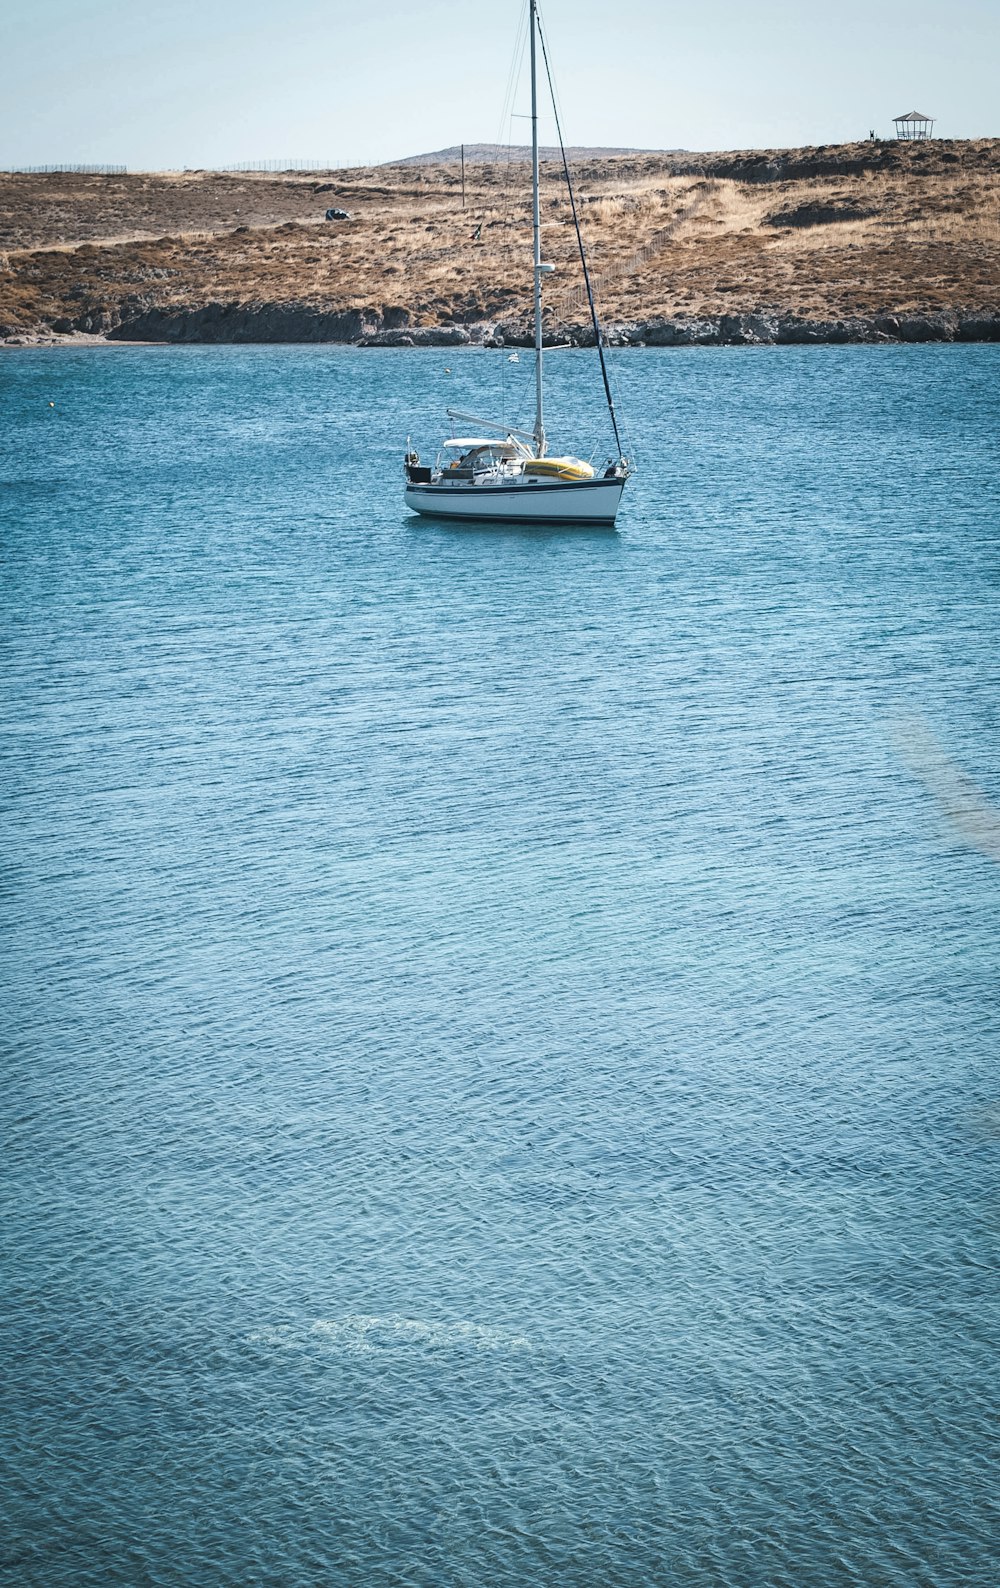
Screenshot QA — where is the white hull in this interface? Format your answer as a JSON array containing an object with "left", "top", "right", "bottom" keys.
[{"left": 404, "top": 476, "right": 625, "bottom": 524}]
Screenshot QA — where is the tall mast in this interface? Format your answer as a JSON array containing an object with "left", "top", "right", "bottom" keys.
[{"left": 530, "top": 0, "right": 545, "bottom": 456}]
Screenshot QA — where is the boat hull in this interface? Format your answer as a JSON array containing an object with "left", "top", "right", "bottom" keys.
[{"left": 404, "top": 476, "right": 625, "bottom": 525}]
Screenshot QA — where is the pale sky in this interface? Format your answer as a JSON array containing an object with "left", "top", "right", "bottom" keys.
[{"left": 2, "top": 0, "right": 997, "bottom": 170}]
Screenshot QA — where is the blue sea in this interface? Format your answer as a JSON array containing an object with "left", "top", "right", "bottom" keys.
[{"left": 2, "top": 344, "right": 998, "bottom": 1587}]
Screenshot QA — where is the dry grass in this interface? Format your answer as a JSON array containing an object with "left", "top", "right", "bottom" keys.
[{"left": 1, "top": 140, "right": 998, "bottom": 335}]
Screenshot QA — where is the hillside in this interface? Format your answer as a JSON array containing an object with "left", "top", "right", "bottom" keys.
[
  {"left": 392, "top": 145, "right": 671, "bottom": 165},
  {"left": 1, "top": 139, "right": 998, "bottom": 346}
]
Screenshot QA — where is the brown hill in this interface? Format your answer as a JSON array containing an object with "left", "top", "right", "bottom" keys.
[
  {"left": 1, "top": 140, "right": 998, "bottom": 345},
  {"left": 392, "top": 145, "right": 673, "bottom": 165}
]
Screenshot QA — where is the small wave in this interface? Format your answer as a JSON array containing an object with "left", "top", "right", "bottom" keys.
[
  {"left": 247, "top": 1315, "right": 531, "bottom": 1354},
  {"left": 245, "top": 1324, "right": 298, "bottom": 1348}
]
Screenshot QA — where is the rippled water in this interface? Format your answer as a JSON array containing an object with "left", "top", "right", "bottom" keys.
[{"left": 2, "top": 345, "right": 998, "bottom": 1586}]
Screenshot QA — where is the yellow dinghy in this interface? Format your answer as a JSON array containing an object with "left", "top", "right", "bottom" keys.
[{"left": 522, "top": 457, "right": 595, "bottom": 481}]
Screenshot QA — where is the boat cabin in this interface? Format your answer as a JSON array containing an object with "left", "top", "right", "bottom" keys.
[{"left": 438, "top": 438, "right": 528, "bottom": 478}]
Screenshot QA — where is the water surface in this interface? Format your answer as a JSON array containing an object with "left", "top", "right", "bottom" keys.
[{"left": 2, "top": 345, "right": 998, "bottom": 1586}]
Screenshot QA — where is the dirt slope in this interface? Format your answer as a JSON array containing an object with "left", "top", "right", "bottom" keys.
[{"left": 1, "top": 140, "right": 998, "bottom": 344}]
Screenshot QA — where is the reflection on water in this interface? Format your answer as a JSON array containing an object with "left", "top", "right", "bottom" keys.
[{"left": 892, "top": 710, "right": 1000, "bottom": 863}]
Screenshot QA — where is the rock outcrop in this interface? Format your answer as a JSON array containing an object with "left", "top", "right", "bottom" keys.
[
  {"left": 106, "top": 302, "right": 383, "bottom": 343},
  {"left": 6, "top": 304, "right": 999, "bottom": 349},
  {"left": 7, "top": 304, "right": 995, "bottom": 348},
  {"left": 489, "top": 311, "right": 1000, "bottom": 348}
]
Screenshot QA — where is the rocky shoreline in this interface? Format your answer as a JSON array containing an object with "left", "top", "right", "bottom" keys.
[{"left": 4, "top": 303, "right": 999, "bottom": 348}]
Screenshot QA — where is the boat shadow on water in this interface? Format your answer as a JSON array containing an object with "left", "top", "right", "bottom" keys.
[{"left": 403, "top": 512, "right": 620, "bottom": 543}]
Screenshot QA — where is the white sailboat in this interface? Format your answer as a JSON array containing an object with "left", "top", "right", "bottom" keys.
[{"left": 403, "top": 0, "right": 631, "bottom": 526}]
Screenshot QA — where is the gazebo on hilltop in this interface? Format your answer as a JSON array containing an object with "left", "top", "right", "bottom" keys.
[{"left": 894, "top": 110, "right": 935, "bottom": 141}]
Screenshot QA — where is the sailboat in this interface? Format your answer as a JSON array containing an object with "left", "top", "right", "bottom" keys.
[{"left": 403, "top": 0, "right": 631, "bottom": 526}]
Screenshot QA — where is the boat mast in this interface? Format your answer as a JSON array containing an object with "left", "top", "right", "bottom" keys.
[
  {"left": 534, "top": 10, "right": 627, "bottom": 465},
  {"left": 530, "top": 0, "right": 545, "bottom": 456}
]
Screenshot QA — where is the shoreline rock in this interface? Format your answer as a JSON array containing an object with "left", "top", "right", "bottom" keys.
[{"left": 4, "top": 306, "right": 999, "bottom": 349}]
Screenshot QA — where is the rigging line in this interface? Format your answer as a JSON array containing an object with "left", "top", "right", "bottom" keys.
[
  {"left": 599, "top": 302, "right": 638, "bottom": 464},
  {"left": 533, "top": 14, "right": 634, "bottom": 463},
  {"left": 499, "top": 99, "right": 523, "bottom": 422},
  {"left": 492, "top": 0, "right": 529, "bottom": 164},
  {"left": 607, "top": 345, "right": 638, "bottom": 468},
  {"left": 510, "top": 355, "right": 538, "bottom": 431},
  {"left": 532, "top": 2, "right": 632, "bottom": 463},
  {"left": 492, "top": 5, "right": 530, "bottom": 425},
  {"left": 486, "top": 7, "right": 526, "bottom": 238},
  {"left": 534, "top": 4, "right": 626, "bottom": 461}
]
